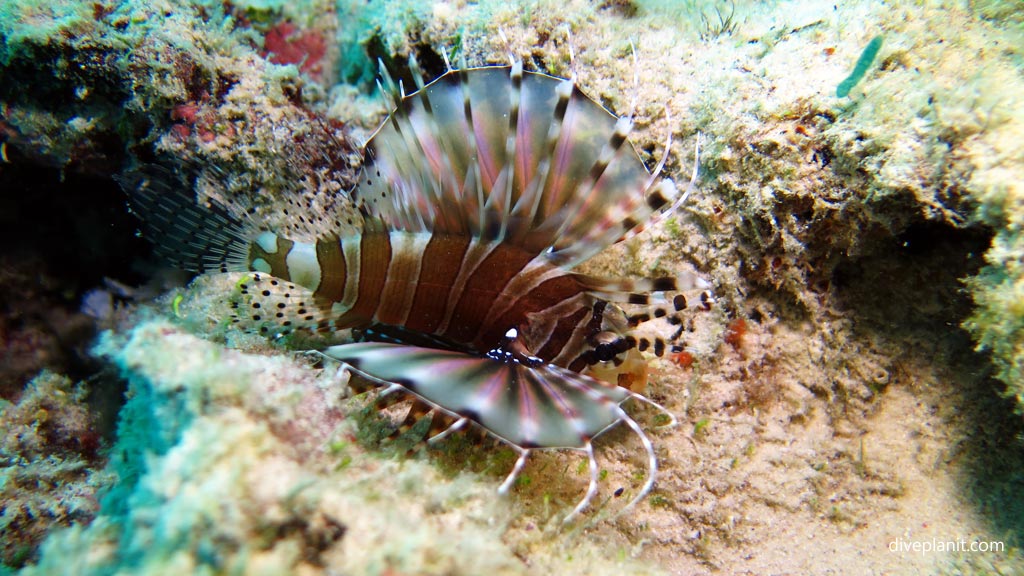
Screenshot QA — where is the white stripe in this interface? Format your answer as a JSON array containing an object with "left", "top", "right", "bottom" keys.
[
  {"left": 385, "top": 231, "right": 431, "bottom": 325},
  {"left": 340, "top": 236, "right": 362, "bottom": 309},
  {"left": 436, "top": 238, "right": 499, "bottom": 333},
  {"left": 549, "top": 299, "right": 597, "bottom": 367},
  {"left": 255, "top": 232, "right": 278, "bottom": 254},
  {"left": 251, "top": 258, "right": 272, "bottom": 273},
  {"left": 526, "top": 293, "right": 589, "bottom": 361},
  {"left": 285, "top": 241, "right": 321, "bottom": 292},
  {"left": 479, "top": 258, "right": 565, "bottom": 333}
]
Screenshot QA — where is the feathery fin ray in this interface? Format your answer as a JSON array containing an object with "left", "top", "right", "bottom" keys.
[
  {"left": 118, "top": 167, "right": 252, "bottom": 274},
  {"left": 320, "top": 341, "right": 666, "bottom": 522},
  {"left": 351, "top": 61, "right": 695, "bottom": 268}
]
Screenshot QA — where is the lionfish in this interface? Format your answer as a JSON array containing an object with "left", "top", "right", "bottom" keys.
[{"left": 125, "top": 49, "right": 707, "bottom": 523}]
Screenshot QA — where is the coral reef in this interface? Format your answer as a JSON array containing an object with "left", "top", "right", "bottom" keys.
[
  {"left": 0, "top": 372, "right": 111, "bottom": 568},
  {"left": 1, "top": 0, "right": 1023, "bottom": 574},
  {"left": 17, "top": 307, "right": 657, "bottom": 575},
  {"left": 0, "top": 0, "right": 358, "bottom": 221}
]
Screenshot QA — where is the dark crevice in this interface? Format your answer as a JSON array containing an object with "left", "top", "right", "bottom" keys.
[
  {"left": 832, "top": 220, "right": 989, "bottom": 331},
  {"left": 0, "top": 161, "right": 150, "bottom": 400}
]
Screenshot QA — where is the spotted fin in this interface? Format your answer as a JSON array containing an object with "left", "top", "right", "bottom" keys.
[{"left": 228, "top": 272, "right": 341, "bottom": 338}]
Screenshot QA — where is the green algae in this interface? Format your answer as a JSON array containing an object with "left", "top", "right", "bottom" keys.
[{"left": 836, "top": 35, "right": 883, "bottom": 97}]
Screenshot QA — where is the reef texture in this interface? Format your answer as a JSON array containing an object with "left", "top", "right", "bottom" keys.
[
  {"left": 2, "top": 0, "right": 1023, "bottom": 574},
  {"left": 20, "top": 301, "right": 659, "bottom": 575},
  {"left": 0, "top": 372, "right": 111, "bottom": 567}
]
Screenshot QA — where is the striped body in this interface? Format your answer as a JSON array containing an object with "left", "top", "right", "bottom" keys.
[{"left": 247, "top": 230, "right": 602, "bottom": 369}]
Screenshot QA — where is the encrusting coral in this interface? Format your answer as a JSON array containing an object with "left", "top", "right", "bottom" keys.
[{"left": 16, "top": 297, "right": 660, "bottom": 575}]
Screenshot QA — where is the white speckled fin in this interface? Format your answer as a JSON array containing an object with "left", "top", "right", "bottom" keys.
[{"left": 228, "top": 272, "right": 346, "bottom": 338}]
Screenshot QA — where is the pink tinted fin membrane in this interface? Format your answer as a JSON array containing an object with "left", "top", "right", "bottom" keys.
[
  {"left": 350, "top": 64, "right": 665, "bottom": 262},
  {"left": 319, "top": 341, "right": 662, "bottom": 522},
  {"left": 320, "top": 342, "right": 629, "bottom": 449}
]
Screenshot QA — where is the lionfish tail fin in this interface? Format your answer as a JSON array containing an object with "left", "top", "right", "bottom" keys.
[
  {"left": 117, "top": 166, "right": 252, "bottom": 274},
  {"left": 229, "top": 272, "right": 342, "bottom": 339}
]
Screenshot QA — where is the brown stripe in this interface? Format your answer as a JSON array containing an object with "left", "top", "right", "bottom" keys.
[
  {"left": 248, "top": 237, "right": 294, "bottom": 280},
  {"left": 568, "top": 356, "right": 588, "bottom": 373},
  {"left": 313, "top": 236, "right": 346, "bottom": 302},
  {"left": 404, "top": 234, "right": 471, "bottom": 334},
  {"left": 375, "top": 235, "right": 423, "bottom": 325},
  {"left": 444, "top": 244, "right": 535, "bottom": 344},
  {"left": 334, "top": 232, "right": 391, "bottom": 328},
  {"left": 536, "top": 305, "right": 590, "bottom": 362},
  {"left": 478, "top": 273, "right": 584, "bottom": 352}
]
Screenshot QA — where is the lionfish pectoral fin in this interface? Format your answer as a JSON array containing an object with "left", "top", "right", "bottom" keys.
[
  {"left": 319, "top": 342, "right": 658, "bottom": 520},
  {"left": 117, "top": 165, "right": 253, "bottom": 274},
  {"left": 427, "top": 416, "right": 469, "bottom": 445},
  {"left": 562, "top": 442, "right": 600, "bottom": 524},
  {"left": 320, "top": 342, "right": 628, "bottom": 444},
  {"left": 628, "top": 391, "right": 679, "bottom": 429},
  {"left": 609, "top": 401, "right": 659, "bottom": 521}
]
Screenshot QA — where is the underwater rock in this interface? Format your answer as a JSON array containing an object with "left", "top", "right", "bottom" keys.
[
  {"left": 18, "top": 317, "right": 658, "bottom": 575},
  {"left": 0, "top": 371, "right": 111, "bottom": 568}
]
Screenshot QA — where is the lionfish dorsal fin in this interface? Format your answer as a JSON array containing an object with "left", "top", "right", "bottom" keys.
[
  {"left": 350, "top": 60, "right": 683, "bottom": 263},
  {"left": 545, "top": 133, "right": 700, "bottom": 269}
]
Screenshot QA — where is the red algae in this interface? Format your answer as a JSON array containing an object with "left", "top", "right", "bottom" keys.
[{"left": 263, "top": 21, "right": 327, "bottom": 78}]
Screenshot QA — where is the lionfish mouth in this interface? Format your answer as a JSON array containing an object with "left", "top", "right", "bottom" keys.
[{"left": 123, "top": 37, "right": 707, "bottom": 524}]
